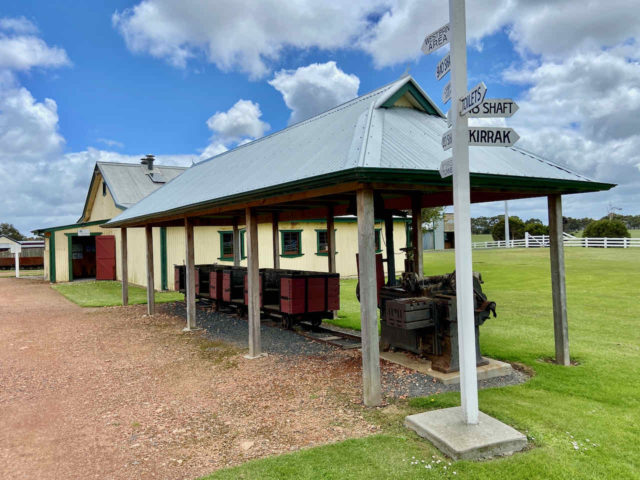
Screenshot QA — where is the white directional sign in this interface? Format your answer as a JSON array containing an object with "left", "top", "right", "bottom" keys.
[
  {"left": 442, "top": 81, "right": 452, "bottom": 104},
  {"left": 439, "top": 157, "right": 453, "bottom": 178},
  {"left": 435, "top": 53, "right": 451, "bottom": 80},
  {"left": 78, "top": 229, "right": 90, "bottom": 237},
  {"left": 469, "top": 127, "right": 520, "bottom": 147},
  {"left": 447, "top": 108, "right": 453, "bottom": 127},
  {"left": 442, "top": 129, "right": 453, "bottom": 151},
  {"left": 459, "top": 81, "right": 487, "bottom": 116},
  {"left": 467, "top": 98, "right": 519, "bottom": 118},
  {"left": 421, "top": 23, "right": 450, "bottom": 55}
]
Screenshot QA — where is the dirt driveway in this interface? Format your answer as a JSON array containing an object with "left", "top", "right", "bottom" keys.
[{"left": 0, "top": 278, "right": 376, "bottom": 480}]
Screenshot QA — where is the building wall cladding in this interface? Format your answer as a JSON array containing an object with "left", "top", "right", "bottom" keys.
[{"left": 89, "top": 180, "right": 123, "bottom": 222}]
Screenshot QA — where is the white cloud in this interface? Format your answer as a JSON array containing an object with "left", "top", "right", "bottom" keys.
[
  {"left": 112, "top": 0, "right": 386, "bottom": 78},
  {"left": 97, "top": 138, "right": 125, "bottom": 149},
  {"left": 200, "top": 99, "right": 270, "bottom": 159},
  {"left": 0, "top": 17, "right": 39, "bottom": 34},
  {"left": 269, "top": 61, "right": 360, "bottom": 124},
  {"left": 0, "top": 34, "right": 70, "bottom": 71}
]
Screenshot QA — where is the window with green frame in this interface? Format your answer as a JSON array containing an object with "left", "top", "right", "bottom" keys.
[
  {"left": 375, "top": 228, "right": 382, "bottom": 253},
  {"left": 315, "top": 229, "right": 338, "bottom": 256},
  {"left": 280, "top": 230, "right": 303, "bottom": 257},
  {"left": 218, "top": 230, "right": 246, "bottom": 261}
]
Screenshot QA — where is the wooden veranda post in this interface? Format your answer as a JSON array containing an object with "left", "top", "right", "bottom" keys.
[
  {"left": 246, "top": 207, "right": 262, "bottom": 358},
  {"left": 384, "top": 213, "right": 396, "bottom": 285},
  {"left": 185, "top": 217, "right": 197, "bottom": 330},
  {"left": 145, "top": 225, "right": 155, "bottom": 315},
  {"left": 548, "top": 194, "right": 570, "bottom": 365},
  {"left": 233, "top": 217, "right": 241, "bottom": 267},
  {"left": 327, "top": 206, "right": 336, "bottom": 275},
  {"left": 357, "top": 188, "right": 382, "bottom": 407},
  {"left": 411, "top": 194, "right": 423, "bottom": 277},
  {"left": 121, "top": 228, "right": 128, "bottom": 306},
  {"left": 272, "top": 212, "right": 280, "bottom": 269}
]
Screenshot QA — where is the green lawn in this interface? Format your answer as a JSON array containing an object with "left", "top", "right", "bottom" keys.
[
  {"left": 52, "top": 281, "right": 183, "bottom": 307},
  {"left": 203, "top": 248, "right": 640, "bottom": 479}
]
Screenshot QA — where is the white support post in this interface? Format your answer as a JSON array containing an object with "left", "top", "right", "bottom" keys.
[
  {"left": 233, "top": 217, "right": 241, "bottom": 267},
  {"left": 525, "top": 231, "right": 529, "bottom": 249},
  {"left": 184, "top": 218, "right": 197, "bottom": 330},
  {"left": 504, "top": 201, "right": 510, "bottom": 248},
  {"left": 121, "top": 228, "right": 128, "bottom": 306},
  {"left": 357, "top": 188, "right": 382, "bottom": 407},
  {"left": 245, "top": 207, "right": 262, "bottom": 359},
  {"left": 604, "top": 237, "right": 608, "bottom": 249},
  {"left": 272, "top": 212, "right": 280, "bottom": 269},
  {"left": 145, "top": 225, "right": 155, "bottom": 316},
  {"left": 450, "top": 0, "right": 479, "bottom": 425},
  {"left": 14, "top": 249, "right": 19, "bottom": 278},
  {"left": 548, "top": 195, "right": 570, "bottom": 366}
]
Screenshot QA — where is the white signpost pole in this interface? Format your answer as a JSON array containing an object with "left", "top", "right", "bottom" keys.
[
  {"left": 449, "top": 0, "right": 478, "bottom": 425},
  {"left": 14, "top": 247, "right": 20, "bottom": 278}
]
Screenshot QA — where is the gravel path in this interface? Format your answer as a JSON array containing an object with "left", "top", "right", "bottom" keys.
[{"left": 180, "top": 303, "right": 528, "bottom": 399}]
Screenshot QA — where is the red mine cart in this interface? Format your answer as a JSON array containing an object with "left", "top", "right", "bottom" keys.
[{"left": 278, "top": 271, "right": 339, "bottom": 328}]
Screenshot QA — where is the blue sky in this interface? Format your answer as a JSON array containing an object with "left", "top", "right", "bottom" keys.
[{"left": 1, "top": 1, "right": 639, "bottom": 234}]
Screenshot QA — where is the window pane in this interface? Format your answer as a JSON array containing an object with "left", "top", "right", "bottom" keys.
[
  {"left": 222, "top": 232, "right": 233, "bottom": 257},
  {"left": 283, "top": 232, "right": 300, "bottom": 255},
  {"left": 318, "top": 230, "right": 328, "bottom": 253}
]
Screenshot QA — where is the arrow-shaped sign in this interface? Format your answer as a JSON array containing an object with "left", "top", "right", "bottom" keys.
[
  {"left": 435, "top": 53, "right": 450, "bottom": 81},
  {"left": 422, "top": 23, "right": 450, "bottom": 55},
  {"left": 442, "top": 129, "right": 453, "bottom": 151},
  {"left": 466, "top": 98, "right": 519, "bottom": 118},
  {"left": 447, "top": 108, "right": 452, "bottom": 127},
  {"left": 459, "top": 82, "right": 487, "bottom": 116},
  {"left": 469, "top": 127, "right": 520, "bottom": 147},
  {"left": 442, "top": 82, "right": 452, "bottom": 104},
  {"left": 439, "top": 157, "right": 453, "bottom": 178}
]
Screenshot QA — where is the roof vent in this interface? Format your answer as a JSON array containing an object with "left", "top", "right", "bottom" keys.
[{"left": 140, "top": 154, "right": 155, "bottom": 170}]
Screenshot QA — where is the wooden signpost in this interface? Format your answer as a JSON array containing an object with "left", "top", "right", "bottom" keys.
[{"left": 426, "top": 0, "right": 520, "bottom": 426}]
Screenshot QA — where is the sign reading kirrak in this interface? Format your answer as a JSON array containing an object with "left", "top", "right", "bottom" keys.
[
  {"left": 459, "top": 82, "right": 487, "bottom": 116},
  {"left": 469, "top": 127, "right": 520, "bottom": 147},
  {"left": 421, "top": 23, "right": 450, "bottom": 55},
  {"left": 436, "top": 53, "right": 451, "bottom": 80},
  {"left": 467, "top": 99, "right": 519, "bottom": 118},
  {"left": 439, "top": 157, "right": 453, "bottom": 178},
  {"left": 442, "top": 129, "right": 453, "bottom": 150},
  {"left": 442, "top": 82, "right": 452, "bottom": 104}
]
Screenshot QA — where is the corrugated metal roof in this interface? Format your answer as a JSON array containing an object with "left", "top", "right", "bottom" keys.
[
  {"left": 98, "top": 162, "right": 187, "bottom": 209},
  {"left": 106, "top": 76, "right": 610, "bottom": 227}
]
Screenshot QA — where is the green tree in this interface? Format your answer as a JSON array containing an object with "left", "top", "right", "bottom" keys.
[
  {"left": 0, "top": 223, "right": 25, "bottom": 241},
  {"left": 421, "top": 207, "right": 445, "bottom": 232},
  {"left": 583, "top": 219, "right": 630, "bottom": 238},
  {"left": 491, "top": 216, "right": 525, "bottom": 241},
  {"left": 524, "top": 218, "right": 549, "bottom": 236}
]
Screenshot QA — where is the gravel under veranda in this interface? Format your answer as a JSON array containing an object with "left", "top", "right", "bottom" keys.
[{"left": 169, "top": 302, "right": 529, "bottom": 399}]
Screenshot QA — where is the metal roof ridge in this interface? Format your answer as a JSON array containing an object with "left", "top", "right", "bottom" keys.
[{"left": 96, "top": 160, "right": 187, "bottom": 170}]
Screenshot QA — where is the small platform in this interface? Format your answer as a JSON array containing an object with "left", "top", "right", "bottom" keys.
[
  {"left": 380, "top": 351, "right": 512, "bottom": 385},
  {"left": 405, "top": 407, "right": 527, "bottom": 460}
]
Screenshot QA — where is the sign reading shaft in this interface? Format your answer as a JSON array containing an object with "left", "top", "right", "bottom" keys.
[
  {"left": 422, "top": 23, "right": 450, "bottom": 55},
  {"left": 467, "top": 98, "right": 519, "bottom": 118}
]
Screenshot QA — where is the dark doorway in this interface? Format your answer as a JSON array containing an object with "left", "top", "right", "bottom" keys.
[{"left": 70, "top": 235, "right": 96, "bottom": 280}]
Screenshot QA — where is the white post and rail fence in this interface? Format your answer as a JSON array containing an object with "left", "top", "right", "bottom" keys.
[{"left": 472, "top": 232, "right": 640, "bottom": 249}]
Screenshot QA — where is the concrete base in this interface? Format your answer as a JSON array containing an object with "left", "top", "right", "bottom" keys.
[
  {"left": 243, "top": 353, "right": 268, "bottom": 360},
  {"left": 405, "top": 407, "right": 527, "bottom": 460},
  {"left": 182, "top": 326, "right": 202, "bottom": 332},
  {"left": 380, "top": 352, "right": 512, "bottom": 385}
]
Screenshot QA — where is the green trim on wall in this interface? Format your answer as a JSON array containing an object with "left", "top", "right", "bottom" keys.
[
  {"left": 381, "top": 81, "right": 439, "bottom": 115},
  {"left": 240, "top": 229, "right": 247, "bottom": 260},
  {"left": 66, "top": 232, "right": 102, "bottom": 282},
  {"left": 49, "top": 233, "right": 56, "bottom": 283},
  {"left": 218, "top": 230, "right": 234, "bottom": 261},
  {"left": 34, "top": 219, "right": 108, "bottom": 235},
  {"left": 160, "top": 227, "right": 167, "bottom": 290},
  {"left": 280, "top": 229, "right": 303, "bottom": 258}
]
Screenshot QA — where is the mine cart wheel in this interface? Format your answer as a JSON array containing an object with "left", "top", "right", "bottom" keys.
[
  {"left": 311, "top": 317, "right": 322, "bottom": 329},
  {"left": 282, "top": 315, "right": 293, "bottom": 330}
]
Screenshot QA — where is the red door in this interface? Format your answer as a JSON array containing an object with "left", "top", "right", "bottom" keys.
[{"left": 96, "top": 235, "right": 116, "bottom": 280}]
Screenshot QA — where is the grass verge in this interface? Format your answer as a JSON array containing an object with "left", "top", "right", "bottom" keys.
[{"left": 52, "top": 280, "right": 183, "bottom": 307}]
